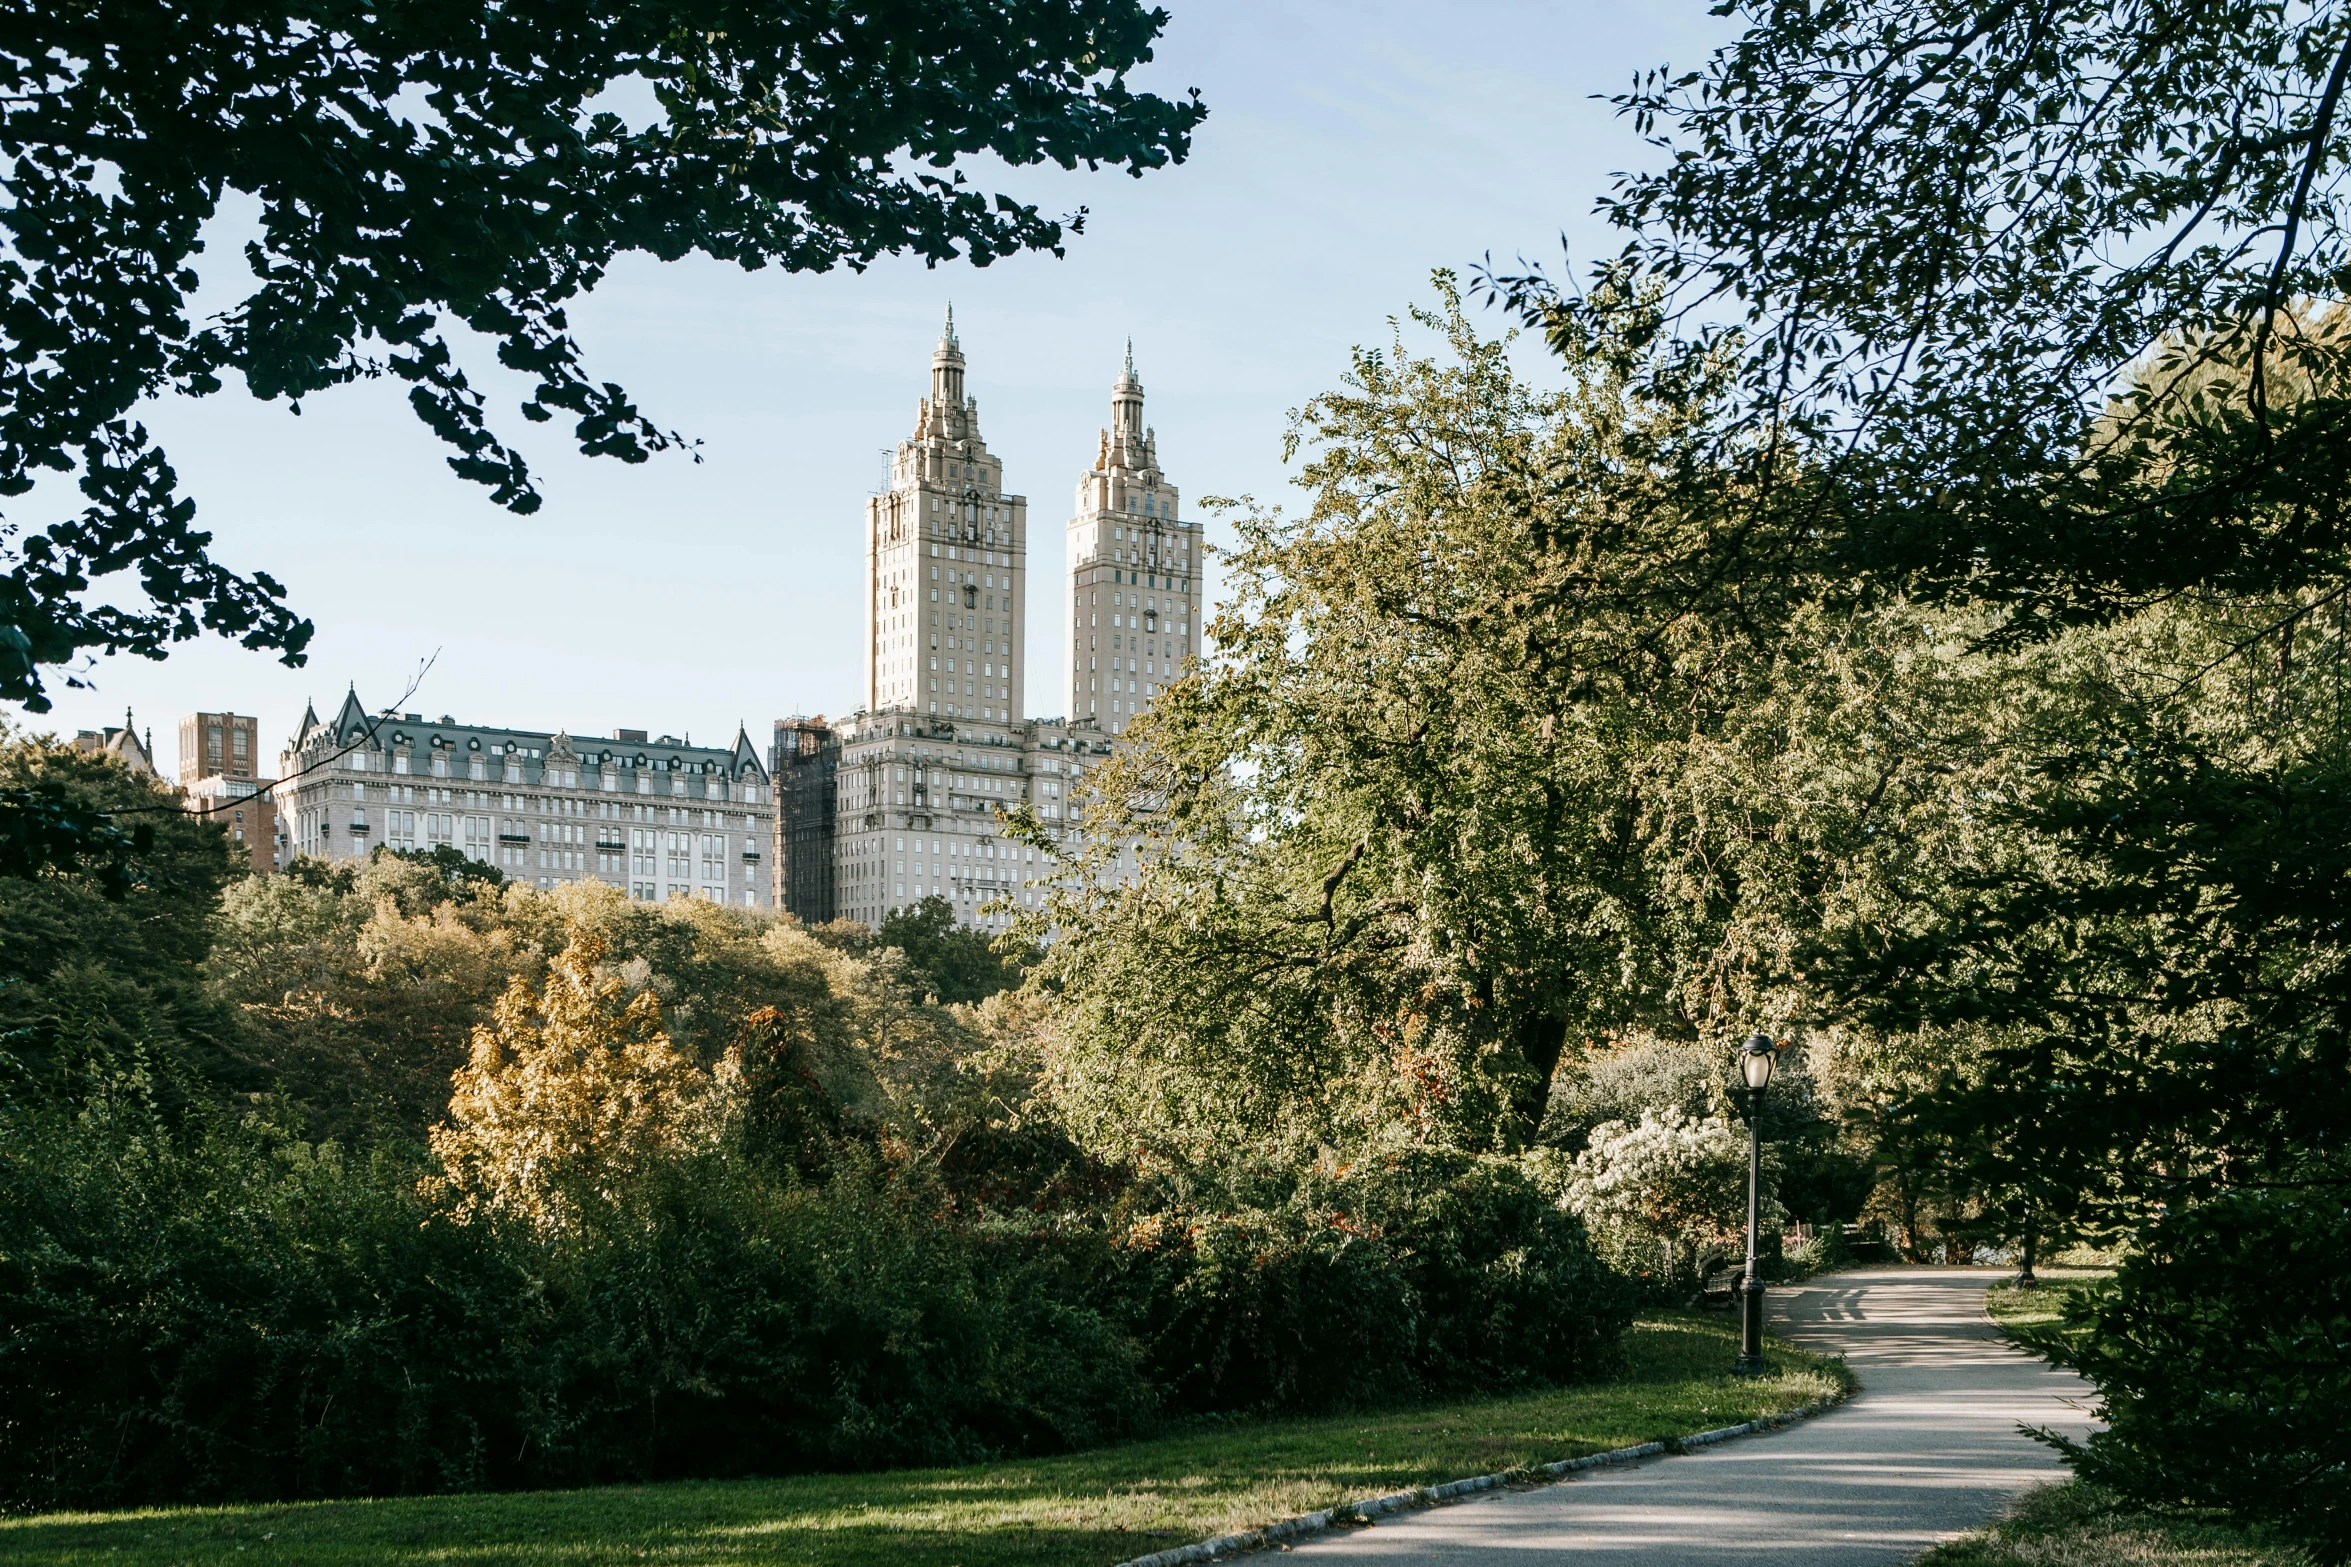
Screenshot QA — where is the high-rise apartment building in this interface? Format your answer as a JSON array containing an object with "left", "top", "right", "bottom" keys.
[
  {"left": 822, "top": 319, "right": 1127, "bottom": 934},
  {"left": 1067, "top": 344, "right": 1203, "bottom": 734},
  {"left": 827, "top": 708, "right": 1107, "bottom": 933},
  {"left": 867, "top": 307, "right": 1028, "bottom": 723},
  {"left": 174, "top": 710, "right": 277, "bottom": 875},
  {"left": 179, "top": 711, "right": 260, "bottom": 784},
  {"left": 277, "top": 689, "right": 774, "bottom": 905},
  {"left": 773, "top": 715, "right": 840, "bottom": 923}
]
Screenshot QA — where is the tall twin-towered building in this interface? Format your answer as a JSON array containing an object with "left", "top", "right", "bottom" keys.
[
  {"left": 862, "top": 311, "right": 1202, "bottom": 734},
  {"left": 777, "top": 313, "right": 1201, "bottom": 931}
]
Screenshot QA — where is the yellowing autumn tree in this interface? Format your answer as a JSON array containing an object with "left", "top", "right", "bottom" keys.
[{"left": 429, "top": 927, "right": 731, "bottom": 1233}]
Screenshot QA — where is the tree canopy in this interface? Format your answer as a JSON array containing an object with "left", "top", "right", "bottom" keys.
[
  {"left": 875, "top": 894, "right": 1023, "bottom": 1004},
  {"left": 1024, "top": 282, "right": 1992, "bottom": 1165},
  {"left": 0, "top": 0, "right": 1205, "bottom": 710},
  {"left": 1499, "top": 0, "right": 2351, "bottom": 637},
  {"left": 1515, "top": 5, "right": 2351, "bottom": 1553}
]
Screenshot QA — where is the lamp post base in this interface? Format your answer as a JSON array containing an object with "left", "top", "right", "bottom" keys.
[{"left": 1731, "top": 1275, "right": 1768, "bottom": 1376}]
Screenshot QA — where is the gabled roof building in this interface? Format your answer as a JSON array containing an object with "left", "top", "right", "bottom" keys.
[
  {"left": 70, "top": 709, "right": 158, "bottom": 778},
  {"left": 277, "top": 688, "right": 774, "bottom": 905}
]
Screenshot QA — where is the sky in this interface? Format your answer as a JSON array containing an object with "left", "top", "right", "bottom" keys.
[{"left": 33, "top": 0, "right": 1732, "bottom": 779}]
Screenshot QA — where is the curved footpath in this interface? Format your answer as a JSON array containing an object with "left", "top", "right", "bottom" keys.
[{"left": 1286, "top": 1267, "right": 2096, "bottom": 1564}]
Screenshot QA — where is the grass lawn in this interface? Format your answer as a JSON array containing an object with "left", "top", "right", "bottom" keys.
[
  {"left": 1933, "top": 1269, "right": 2309, "bottom": 1567},
  {"left": 0, "top": 1312, "right": 1845, "bottom": 1567},
  {"left": 1917, "top": 1478, "right": 2311, "bottom": 1567},
  {"left": 1982, "top": 1269, "right": 2107, "bottom": 1341}
]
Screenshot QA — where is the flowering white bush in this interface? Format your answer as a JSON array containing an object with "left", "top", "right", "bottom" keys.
[{"left": 1562, "top": 1108, "right": 1782, "bottom": 1286}]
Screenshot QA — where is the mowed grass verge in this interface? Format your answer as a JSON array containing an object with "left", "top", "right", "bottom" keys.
[
  {"left": 1982, "top": 1269, "right": 2109, "bottom": 1341},
  {"left": 0, "top": 1312, "right": 1847, "bottom": 1567},
  {"left": 1917, "top": 1476, "right": 2312, "bottom": 1567}
]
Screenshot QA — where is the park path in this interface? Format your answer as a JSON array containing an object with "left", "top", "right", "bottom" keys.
[{"left": 1287, "top": 1267, "right": 2096, "bottom": 1565}]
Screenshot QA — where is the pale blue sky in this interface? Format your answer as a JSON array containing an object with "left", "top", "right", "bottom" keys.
[{"left": 34, "top": 1, "right": 1728, "bottom": 775}]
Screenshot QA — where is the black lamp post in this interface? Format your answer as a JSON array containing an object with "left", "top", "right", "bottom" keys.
[{"left": 1732, "top": 1031, "right": 1777, "bottom": 1378}]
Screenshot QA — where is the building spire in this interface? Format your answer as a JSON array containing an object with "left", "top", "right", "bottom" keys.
[
  {"left": 1124, "top": 336, "right": 1134, "bottom": 378},
  {"left": 929, "top": 302, "right": 968, "bottom": 410}
]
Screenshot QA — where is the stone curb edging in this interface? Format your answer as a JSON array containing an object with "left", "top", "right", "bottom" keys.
[{"left": 1107, "top": 1393, "right": 1849, "bottom": 1567}]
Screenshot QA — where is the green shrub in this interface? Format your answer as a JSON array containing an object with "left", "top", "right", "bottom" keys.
[
  {"left": 0, "top": 1085, "right": 544, "bottom": 1508},
  {"left": 1318, "top": 1149, "right": 1632, "bottom": 1391},
  {"left": 1776, "top": 1224, "right": 1851, "bottom": 1281},
  {"left": 1109, "top": 1150, "right": 1632, "bottom": 1416},
  {"left": 2038, "top": 1188, "right": 2351, "bottom": 1566},
  {"left": 0, "top": 1087, "right": 1158, "bottom": 1510},
  {"left": 538, "top": 1156, "right": 1155, "bottom": 1480},
  {"left": 1119, "top": 1205, "right": 1418, "bottom": 1414}
]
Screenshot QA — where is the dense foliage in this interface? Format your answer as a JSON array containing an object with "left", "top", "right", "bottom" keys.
[
  {"left": 875, "top": 894, "right": 1028, "bottom": 1003},
  {"left": 2033, "top": 1190, "right": 2351, "bottom": 1565},
  {"left": 0, "top": 739, "right": 1632, "bottom": 1512},
  {"left": 1484, "top": 2, "right": 2351, "bottom": 1555},
  {"left": 1022, "top": 283, "right": 1973, "bottom": 1171},
  {"left": 0, "top": 730, "right": 243, "bottom": 1100}
]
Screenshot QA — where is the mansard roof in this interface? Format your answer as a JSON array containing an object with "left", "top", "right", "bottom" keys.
[{"left": 302, "top": 690, "right": 770, "bottom": 783}]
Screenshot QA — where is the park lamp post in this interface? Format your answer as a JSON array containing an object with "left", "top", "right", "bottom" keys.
[{"left": 1732, "top": 1032, "right": 1777, "bottom": 1378}]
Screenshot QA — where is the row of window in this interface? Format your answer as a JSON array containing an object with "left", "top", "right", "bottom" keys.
[
  {"left": 337, "top": 750, "right": 763, "bottom": 801},
  {"left": 627, "top": 884, "right": 754, "bottom": 906}
]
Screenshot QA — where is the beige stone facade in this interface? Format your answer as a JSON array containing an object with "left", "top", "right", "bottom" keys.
[
  {"left": 829, "top": 321, "right": 1184, "bottom": 933},
  {"left": 1066, "top": 344, "right": 1203, "bottom": 734},
  {"left": 865, "top": 307, "right": 1029, "bottom": 724},
  {"left": 277, "top": 691, "right": 774, "bottom": 906}
]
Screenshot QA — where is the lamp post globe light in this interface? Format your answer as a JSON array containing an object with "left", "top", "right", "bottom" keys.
[{"left": 1733, "top": 1032, "right": 1777, "bottom": 1377}]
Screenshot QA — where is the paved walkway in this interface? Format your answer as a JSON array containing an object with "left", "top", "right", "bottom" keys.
[{"left": 1288, "top": 1267, "right": 2095, "bottom": 1564}]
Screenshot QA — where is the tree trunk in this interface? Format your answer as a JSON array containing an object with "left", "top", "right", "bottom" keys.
[{"left": 1509, "top": 1010, "right": 1569, "bottom": 1147}]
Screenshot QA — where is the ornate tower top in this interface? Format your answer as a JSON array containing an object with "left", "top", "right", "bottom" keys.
[
  {"left": 1103, "top": 340, "right": 1153, "bottom": 476},
  {"left": 929, "top": 302, "right": 967, "bottom": 411}
]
